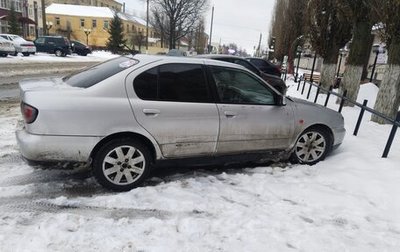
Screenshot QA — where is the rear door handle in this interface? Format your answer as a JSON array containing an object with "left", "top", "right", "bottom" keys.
[
  {"left": 224, "top": 111, "right": 237, "bottom": 118},
  {"left": 143, "top": 109, "right": 160, "bottom": 116}
]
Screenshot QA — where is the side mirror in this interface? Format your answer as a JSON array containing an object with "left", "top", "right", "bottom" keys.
[{"left": 277, "top": 95, "right": 286, "bottom": 106}]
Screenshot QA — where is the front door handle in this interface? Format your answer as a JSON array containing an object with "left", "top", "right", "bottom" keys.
[
  {"left": 143, "top": 109, "right": 160, "bottom": 116},
  {"left": 224, "top": 111, "right": 237, "bottom": 118}
]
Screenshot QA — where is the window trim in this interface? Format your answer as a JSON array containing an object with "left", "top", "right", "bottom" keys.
[{"left": 133, "top": 63, "right": 214, "bottom": 104}]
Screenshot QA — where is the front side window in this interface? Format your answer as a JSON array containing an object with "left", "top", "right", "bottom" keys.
[
  {"left": 211, "top": 66, "right": 275, "bottom": 105},
  {"left": 35, "top": 37, "right": 44, "bottom": 44},
  {"left": 133, "top": 64, "right": 211, "bottom": 103}
]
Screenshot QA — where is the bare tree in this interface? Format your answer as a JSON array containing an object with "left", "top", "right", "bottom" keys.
[
  {"left": 337, "top": 0, "right": 376, "bottom": 105},
  {"left": 307, "top": 0, "right": 352, "bottom": 89},
  {"left": 270, "top": 0, "right": 307, "bottom": 72},
  {"left": 150, "top": 0, "right": 208, "bottom": 49},
  {"left": 372, "top": 1, "right": 400, "bottom": 123}
]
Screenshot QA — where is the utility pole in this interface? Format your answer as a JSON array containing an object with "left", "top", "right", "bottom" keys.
[
  {"left": 41, "top": 0, "right": 46, "bottom": 35},
  {"left": 146, "top": 0, "right": 149, "bottom": 52},
  {"left": 208, "top": 6, "right": 214, "bottom": 54},
  {"left": 257, "top": 33, "right": 262, "bottom": 57}
]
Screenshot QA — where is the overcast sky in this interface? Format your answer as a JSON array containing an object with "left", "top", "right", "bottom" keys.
[{"left": 117, "top": 0, "right": 276, "bottom": 54}]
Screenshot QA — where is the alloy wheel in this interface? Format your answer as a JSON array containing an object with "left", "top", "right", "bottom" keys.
[
  {"left": 102, "top": 145, "right": 146, "bottom": 186},
  {"left": 295, "top": 131, "right": 327, "bottom": 163}
]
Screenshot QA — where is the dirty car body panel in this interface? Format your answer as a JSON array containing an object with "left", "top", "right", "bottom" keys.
[{"left": 16, "top": 54, "right": 345, "bottom": 189}]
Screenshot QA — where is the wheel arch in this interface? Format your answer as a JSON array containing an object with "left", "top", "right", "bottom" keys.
[{"left": 90, "top": 131, "right": 158, "bottom": 164}]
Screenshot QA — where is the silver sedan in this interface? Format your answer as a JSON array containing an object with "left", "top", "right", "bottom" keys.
[{"left": 16, "top": 55, "right": 345, "bottom": 191}]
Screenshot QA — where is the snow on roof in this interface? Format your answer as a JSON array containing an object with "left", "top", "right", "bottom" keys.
[
  {"left": 46, "top": 3, "right": 147, "bottom": 25},
  {"left": 120, "top": 12, "right": 147, "bottom": 26},
  {"left": 46, "top": 4, "right": 117, "bottom": 19}
]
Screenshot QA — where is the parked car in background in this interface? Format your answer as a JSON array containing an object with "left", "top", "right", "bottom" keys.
[
  {"left": 0, "top": 34, "right": 36, "bottom": 56},
  {"left": 246, "top": 57, "right": 282, "bottom": 77},
  {"left": 166, "top": 49, "right": 187, "bottom": 56},
  {"left": 0, "top": 36, "right": 15, "bottom": 57},
  {"left": 34, "top": 36, "right": 71, "bottom": 57},
  {"left": 16, "top": 55, "right": 345, "bottom": 191},
  {"left": 71, "top": 40, "right": 92, "bottom": 56},
  {"left": 197, "top": 54, "right": 287, "bottom": 94}
]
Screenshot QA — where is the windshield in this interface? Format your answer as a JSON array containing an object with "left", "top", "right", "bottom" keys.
[{"left": 63, "top": 56, "right": 139, "bottom": 88}]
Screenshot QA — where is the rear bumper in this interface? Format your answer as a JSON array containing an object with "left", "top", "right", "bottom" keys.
[
  {"left": 16, "top": 129, "right": 101, "bottom": 163},
  {"left": 20, "top": 47, "right": 36, "bottom": 53}
]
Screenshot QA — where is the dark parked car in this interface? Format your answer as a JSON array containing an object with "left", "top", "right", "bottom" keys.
[
  {"left": 246, "top": 57, "right": 281, "bottom": 77},
  {"left": 71, "top": 40, "right": 92, "bottom": 56},
  {"left": 34, "top": 36, "right": 72, "bottom": 57},
  {"left": 197, "top": 55, "right": 287, "bottom": 94}
]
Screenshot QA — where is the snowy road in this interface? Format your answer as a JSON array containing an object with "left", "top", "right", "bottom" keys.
[{"left": 0, "top": 79, "right": 399, "bottom": 251}]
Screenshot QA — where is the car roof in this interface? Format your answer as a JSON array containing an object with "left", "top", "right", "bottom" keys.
[
  {"left": 196, "top": 54, "right": 246, "bottom": 60},
  {"left": 133, "top": 54, "right": 249, "bottom": 71}
]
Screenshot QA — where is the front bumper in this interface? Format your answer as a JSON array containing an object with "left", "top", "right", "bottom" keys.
[
  {"left": 16, "top": 129, "right": 101, "bottom": 163},
  {"left": 332, "top": 127, "right": 346, "bottom": 147}
]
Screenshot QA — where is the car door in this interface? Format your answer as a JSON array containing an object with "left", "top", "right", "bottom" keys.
[
  {"left": 128, "top": 63, "right": 220, "bottom": 158},
  {"left": 209, "top": 65, "right": 295, "bottom": 154}
]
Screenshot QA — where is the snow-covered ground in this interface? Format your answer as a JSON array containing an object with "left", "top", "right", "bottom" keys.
[
  {"left": 0, "top": 50, "right": 118, "bottom": 63},
  {"left": 0, "top": 77, "right": 399, "bottom": 252}
]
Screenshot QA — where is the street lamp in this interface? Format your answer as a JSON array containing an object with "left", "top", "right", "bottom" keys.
[
  {"left": 370, "top": 44, "right": 385, "bottom": 82},
  {"left": 295, "top": 45, "right": 302, "bottom": 82},
  {"left": 336, "top": 48, "right": 347, "bottom": 78},
  {"left": 83, "top": 28, "right": 92, "bottom": 46},
  {"left": 46, "top": 21, "right": 53, "bottom": 35}
]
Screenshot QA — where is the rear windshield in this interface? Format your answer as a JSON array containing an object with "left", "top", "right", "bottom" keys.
[{"left": 63, "top": 56, "right": 139, "bottom": 88}]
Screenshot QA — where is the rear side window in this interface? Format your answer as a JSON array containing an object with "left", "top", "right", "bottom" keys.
[
  {"left": 63, "top": 56, "right": 138, "bottom": 88},
  {"left": 134, "top": 64, "right": 211, "bottom": 103},
  {"left": 134, "top": 67, "right": 157, "bottom": 100}
]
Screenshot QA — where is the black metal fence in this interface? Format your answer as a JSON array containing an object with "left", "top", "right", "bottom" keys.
[{"left": 295, "top": 76, "right": 400, "bottom": 158}]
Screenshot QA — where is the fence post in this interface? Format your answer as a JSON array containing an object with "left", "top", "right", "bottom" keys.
[
  {"left": 324, "top": 86, "right": 333, "bottom": 107},
  {"left": 307, "top": 79, "right": 313, "bottom": 99},
  {"left": 353, "top": 99, "right": 368, "bottom": 136},
  {"left": 338, "top": 89, "right": 347, "bottom": 113},
  {"left": 314, "top": 83, "right": 321, "bottom": 103},
  {"left": 297, "top": 75, "right": 301, "bottom": 91},
  {"left": 382, "top": 111, "right": 400, "bottom": 158},
  {"left": 301, "top": 79, "right": 306, "bottom": 95}
]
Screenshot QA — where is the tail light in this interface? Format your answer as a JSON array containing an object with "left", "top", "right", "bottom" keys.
[{"left": 21, "top": 102, "right": 38, "bottom": 124}]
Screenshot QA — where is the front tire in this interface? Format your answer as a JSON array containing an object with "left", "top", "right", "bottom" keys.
[
  {"left": 292, "top": 127, "right": 332, "bottom": 165},
  {"left": 93, "top": 138, "right": 152, "bottom": 191},
  {"left": 55, "top": 49, "right": 63, "bottom": 57}
]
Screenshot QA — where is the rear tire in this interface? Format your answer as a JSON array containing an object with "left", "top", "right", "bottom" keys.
[
  {"left": 93, "top": 138, "right": 152, "bottom": 191},
  {"left": 291, "top": 127, "right": 332, "bottom": 165},
  {"left": 22, "top": 52, "right": 29, "bottom": 56}
]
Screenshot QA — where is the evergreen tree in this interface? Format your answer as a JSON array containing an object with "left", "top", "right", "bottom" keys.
[
  {"left": 8, "top": 3, "right": 21, "bottom": 35},
  {"left": 106, "top": 13, "right": 126, "bottom": 54}
]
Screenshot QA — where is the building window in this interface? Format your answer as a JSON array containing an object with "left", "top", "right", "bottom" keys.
[
  {"left": 103, "top": 20, "right": 109, "bottom": 29},
  {"left": 126, "top": 24, "right": 129, "bottom": 32},
  {"left": 55, "top": 17, "right": 60, "bottom": 25},
  {"left": 92, "top": 19, "right": 97, "bottom": 28},
  {"left": 0, "top": 0, "right": 7, "bottom": 9},
  {"left": 14, "top": 0, "right": 22, "bottom": 11},
  {"left": 0, "top": 20, "right": 8, "bottom": 33},
  {"left": 80, "top": 19, "right": 85, "bottom": 27}
]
